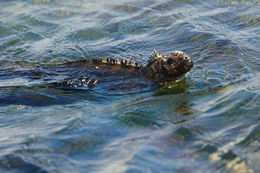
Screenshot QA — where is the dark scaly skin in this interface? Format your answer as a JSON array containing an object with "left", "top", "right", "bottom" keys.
[
  {"left": 52, "top": 50, "right": 193, "bottom": 88},
  {"left": 0, "top": 50, "right": 193, "bottom": 106},
  {"left": 142, "top": 50, "right": 193, "bottom": 81}
]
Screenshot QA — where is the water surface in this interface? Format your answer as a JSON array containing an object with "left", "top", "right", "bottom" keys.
[{"left": 0, "top": 0, "right": 259, "bottom": 172}]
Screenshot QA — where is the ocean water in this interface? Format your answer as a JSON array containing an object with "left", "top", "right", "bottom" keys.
[{"left": 0, "top": 0, "right": 259, "bottom": 172}]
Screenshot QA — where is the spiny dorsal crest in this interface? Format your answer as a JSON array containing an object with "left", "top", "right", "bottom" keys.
[
  {"left": 149, "top": 50, "right": 162, "bottom": 62},
  {"left": 101, "top": 58, "right": 142, "bottom": 68},
  {"left": 149, "top": 50, "right": 169, "bottom": 63},
  {"left": 172, "top": 51, "right": 186, "bottom": 56}
]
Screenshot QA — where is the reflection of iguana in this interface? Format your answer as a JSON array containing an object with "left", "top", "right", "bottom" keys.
[{"left": 53, "top": 50, "right": 193, "bottom": 88}]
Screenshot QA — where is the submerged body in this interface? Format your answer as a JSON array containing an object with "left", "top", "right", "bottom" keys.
[
  {"left": 0, "top": 50, "right": 193, "bottom": 105},
  {"left": 52, "top": 50, "right": 193, "bottom": 88}
]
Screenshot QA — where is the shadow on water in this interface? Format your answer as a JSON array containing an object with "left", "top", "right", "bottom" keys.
[{"left": 0, "top": 86, "right": 101, "bottom": 106}]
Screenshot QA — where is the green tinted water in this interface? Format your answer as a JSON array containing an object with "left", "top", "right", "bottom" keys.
[{"left": 0, "top": 0, "right": 259, "bottom": 172}]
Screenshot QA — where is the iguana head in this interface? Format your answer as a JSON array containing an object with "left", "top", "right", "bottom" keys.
[{"left": 145, "top": 50, "right": 193, "bottom": 81}]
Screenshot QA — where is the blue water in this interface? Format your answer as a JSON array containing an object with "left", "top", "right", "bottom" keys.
[{"left": 0, "top": 0, "right": 260, "bottom": 172}]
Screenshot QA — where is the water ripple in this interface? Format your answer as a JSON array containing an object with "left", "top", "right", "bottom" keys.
[{"left": 0, "top": 0, "right": 259, "bottom": 172}]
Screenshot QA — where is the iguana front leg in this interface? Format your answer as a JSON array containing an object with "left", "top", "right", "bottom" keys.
[{"left": 49, "top": 76, "right": 98, "bottom": 88}]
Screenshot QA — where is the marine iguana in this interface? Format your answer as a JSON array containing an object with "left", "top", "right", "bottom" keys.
[
  {"left": 0, "top": 50, "right": 193, "bottom": 106},
  {"left": 48, "top": 50, "right": 193, "bottom": 88},
  {"left": 49, "top": 50, "right": 193, "bottom": 88}
]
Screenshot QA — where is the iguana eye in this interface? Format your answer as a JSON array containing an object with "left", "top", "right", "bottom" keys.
[{"left": 184, "top": 56, "right": 190, "bottom": 60}]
